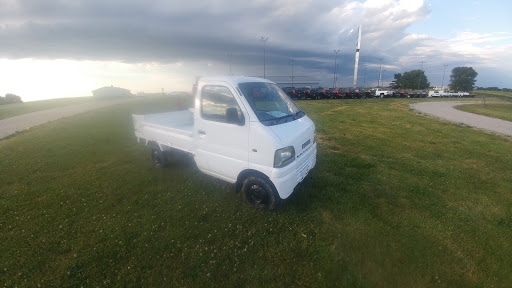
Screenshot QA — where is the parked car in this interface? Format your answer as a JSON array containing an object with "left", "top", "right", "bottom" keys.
[
  {"left": 330, "top": 88, "right": 340, "bottom": 99},
  {"left": 340, "top": 88, "right": 351, "bottom": 99},
  {"left": 397, "top": 90, "right": 409, "bottom": 98},
  {"left": 364, "top": 88, "right": 376, "bottom": 98},
  {"left": 348, "top": 88, "right": 362, "bottom": 99},
  {"left": 312, "top": 88, "right": 331, "bottom": 99},
  {"left": 283, "top": 87, "right": 297, "bottom": 99},
  {"left": 295, "top": 87, "right": 313, "bottom": 100},
  {"left": 372, "top": 88, "right": 394, "bottom": 98}
]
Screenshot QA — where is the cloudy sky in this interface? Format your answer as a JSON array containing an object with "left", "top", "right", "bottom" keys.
[{"left": 1, "top": 0, "right": 511, "bottom": 101}]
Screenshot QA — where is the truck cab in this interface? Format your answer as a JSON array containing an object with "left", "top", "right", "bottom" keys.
[{"left": 133, "top": 76, "right": 317, "bottom": 209}]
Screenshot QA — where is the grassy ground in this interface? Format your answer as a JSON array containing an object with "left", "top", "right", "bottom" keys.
[
  {"left": 1, "top": 97, "right": 511, "bottom": 287},
  {"left": 474, "top": 90, "right": 512, "bottom": 102},
  {"left": 456, "top": 103, "right": 512, "bottom": 122},
  {"left": 0, "top": 97, "right": 99, "bottom": 120}
]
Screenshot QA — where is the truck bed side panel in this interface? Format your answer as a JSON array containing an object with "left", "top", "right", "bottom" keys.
[{"left": 133, "top": 110, "right": 195, "bottom": 153}]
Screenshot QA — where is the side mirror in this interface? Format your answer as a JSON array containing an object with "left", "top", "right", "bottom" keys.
[{"left": 226, "top": 107, "right": 244, "bottom": 125}]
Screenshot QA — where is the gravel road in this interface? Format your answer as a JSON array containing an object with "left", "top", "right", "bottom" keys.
[
  {"left": 0, "top": 98, "right": 134, "bottom": 139},
  {"left": 410, "top": 101, "right": 512, "bottom": 137}
]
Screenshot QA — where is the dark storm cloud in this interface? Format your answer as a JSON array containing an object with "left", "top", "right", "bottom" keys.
[
  {"left": 1, "top": 1, "right": 246, "bottom": 61},
  {"left": 5, "top": 0, "right": 489, "bottom": 87},
  {"left": 1, "top": 0, "right": 357, "bottom": 81}
]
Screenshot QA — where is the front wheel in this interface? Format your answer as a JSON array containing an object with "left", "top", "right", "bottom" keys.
[{"left": 242, "top": 176, "right": 279, "bottom": 210}]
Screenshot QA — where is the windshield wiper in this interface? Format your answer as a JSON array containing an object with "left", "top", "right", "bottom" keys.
[
  {"left": 270, "top": 111, "right": 305, "bottom": 125},
  {"left": 260, "top": 111, "right": 303, "bottom": 126},
  {"left": 294, "top": 111, "right": 305, "bottom": 119}
]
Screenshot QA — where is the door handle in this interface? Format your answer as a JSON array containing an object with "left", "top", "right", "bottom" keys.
[{"left": 198, "top": 130, "right": 206, "bottom": 135}]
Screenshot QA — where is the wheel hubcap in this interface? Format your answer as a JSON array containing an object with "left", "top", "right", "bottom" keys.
[
  {"left": 249, "top": 184, "right": 267, "bottom": 205},
  {"left": 152, "top": 150, "right": 161, "bottom": 166}
]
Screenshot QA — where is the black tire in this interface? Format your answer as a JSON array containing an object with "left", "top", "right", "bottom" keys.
[
  {"left": 241, "top": 176, "right": 279, "bottom": 210},
  {"left": 150, "top": 144, "right": 167, "bottom": 168}
]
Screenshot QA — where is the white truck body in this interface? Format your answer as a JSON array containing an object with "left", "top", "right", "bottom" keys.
[
  {"left": 454, "top": 91, "right": 471, "bottom": 97},
  {"left": 133, "top": 76, "right": 317, "bottom": 207},
  {"left": 373, "top": 88, "right": 393, "bottom": 97},
  {"left": 429, "top": 90, "right": 444, "bottom": 97},
  {"left": 428, "top": 90, "right": 451, "bottom": 97},
  {"left": 428, "top": 90, "right": 471, "bottom": 97}
]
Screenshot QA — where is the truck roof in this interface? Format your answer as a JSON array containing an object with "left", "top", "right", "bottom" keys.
[{"left": 198, "top": 76, "right": 274, "bottom": 86}]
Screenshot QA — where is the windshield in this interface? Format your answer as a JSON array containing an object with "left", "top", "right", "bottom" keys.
[{"left": 238, "top": 82, "right": 304, "bottom": 126}]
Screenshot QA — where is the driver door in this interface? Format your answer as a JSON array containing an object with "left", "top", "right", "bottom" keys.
[{"left": 195, "top": 83, "right": 249, "bottom": 182}]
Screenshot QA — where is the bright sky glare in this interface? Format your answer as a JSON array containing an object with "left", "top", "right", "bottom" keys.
[{"left": 0, "top": 0, "right": 510, "bottom": 101}]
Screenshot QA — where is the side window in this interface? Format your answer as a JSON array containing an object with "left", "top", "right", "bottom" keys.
[{"left": 201, "top": 85, "right": 244, "bottom": 125}]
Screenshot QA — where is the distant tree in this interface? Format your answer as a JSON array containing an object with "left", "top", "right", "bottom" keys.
[
  {"left": 449, "top": 67, "right": 477, "bottom": 92},
  {"left": 0, "top": 94, "right": 23, "bottom": 105},
  {"left": 390, "top": 73, "right": 402, "bottom": 89},
  {"left": 391, "top": 70, "right": 430, "bottom": 90},
  {"left": 476, "top": 87, "right": 512, "bottom": 92}
]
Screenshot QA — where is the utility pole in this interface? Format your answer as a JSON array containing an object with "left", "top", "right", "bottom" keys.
[
  {"left": 260, "top": 37, "right": 269, "bottom": 79},
  {"left": 363, "top": 66, "right": 367, "bottom": 88},
  {"left": 333, "top": 49, "right": 340, "bottom": 89},
  {"left": 441, "top": 64, "right": 448, "bottom": 88},
  {"left": 378, "top": 58, "right": 383, "bottom": 88}
]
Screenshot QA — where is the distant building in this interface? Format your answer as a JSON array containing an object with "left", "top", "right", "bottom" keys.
[{"left": 92, "top": 85, "right": 132, "bottom": 98}]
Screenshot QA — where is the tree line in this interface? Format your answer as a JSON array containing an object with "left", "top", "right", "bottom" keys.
[
  {"left": 475, "top": 87, "right": 512, "bottom": 92},
  {"left": 0, "top": 93, "right": 23, "bottom": 105},
  {"left": 390, "top": 66, "right": 478, "bottom": 91}
]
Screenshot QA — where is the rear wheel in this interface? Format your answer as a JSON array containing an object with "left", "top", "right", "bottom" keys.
[
  {"left": 242, "top": 176, "right": 279, "bottom": 210},
  {"left": 150, "top": 143, "right": 167, "bottom": 168}
]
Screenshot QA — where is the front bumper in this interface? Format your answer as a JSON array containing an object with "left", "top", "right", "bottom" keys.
[{"left": 270, "top": 142, "right": 317, "bottom": 199}]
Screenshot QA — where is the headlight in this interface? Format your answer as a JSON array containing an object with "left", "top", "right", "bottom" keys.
[{"left": 274, "top": 146, "right": 295, "bottom": 168}]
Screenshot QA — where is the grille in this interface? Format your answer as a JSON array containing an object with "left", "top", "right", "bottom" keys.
[{"left": 297, "top": 155, "right": 313, "bottom": 182}]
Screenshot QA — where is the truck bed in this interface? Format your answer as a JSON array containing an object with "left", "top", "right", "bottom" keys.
[{"left": 132, "top": 109, "right": 195, "bottom": 152}]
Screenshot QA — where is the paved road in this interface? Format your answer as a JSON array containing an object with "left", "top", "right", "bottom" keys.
[
  {"left": 0, "top": 98, "right": 134, "bottom": 139},
  {"left": 410, "top": 101, "right": 512, "bottom": 137}
]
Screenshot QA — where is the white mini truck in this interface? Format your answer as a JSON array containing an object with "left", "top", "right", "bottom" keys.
[{"left": 133, "top": 76, "right": 317, "bottom": 209}]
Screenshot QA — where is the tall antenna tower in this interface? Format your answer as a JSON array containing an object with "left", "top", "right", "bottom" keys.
[{"left": 353, "top": 25, "right": 362, "bottom": 89}]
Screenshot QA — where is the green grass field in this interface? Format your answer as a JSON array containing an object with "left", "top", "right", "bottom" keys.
[
  {"left": 474, "top": 90, "right": 512, "bottom": 102},
  {"left": 456, "top": 103, "right": 512, "bottom": 122},
  {"left": 1, "top": 97, "right": 511, "bottom": 287}
]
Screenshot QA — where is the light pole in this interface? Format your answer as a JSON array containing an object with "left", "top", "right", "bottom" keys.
[
  {"left": 441, "top": 64, "right": 448, "bottom": 88},
  {"left": 333, "top": 49, "right": 340, "bottom": 89},
  {"left": 378, "top": 58, "right": 383, "bottom": 88},
  {"left": 363, "top": 66, "right": 367, "bottom": 88},
  {"left": 260, "top": 37, "right": 269, "bottom": 79}
]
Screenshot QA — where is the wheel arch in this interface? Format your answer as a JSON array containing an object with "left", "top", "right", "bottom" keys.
[
  {"left": 148, "top": 140, "right": 162, "bottom": 150},
  {"left": 235, "top": 169, "right": 278, "bottom": 196},
  {"left": 148, "top": 140, "right": 168, "bottom": 167}
]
